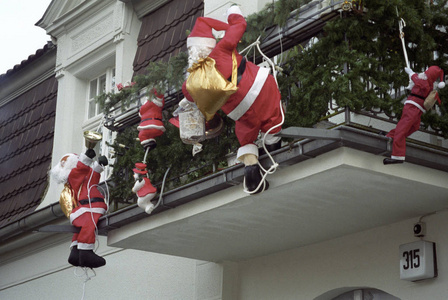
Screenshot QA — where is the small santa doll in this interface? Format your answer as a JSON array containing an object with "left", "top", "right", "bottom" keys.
[
  {"left": 383, "top": 66, "right": 445, "bottom": 164},
  {"left": 132, "top": 162, "right": 157, "bottom": 214},
  {"left": 138, "top": 90, "right": 165, "bottom": 149}
]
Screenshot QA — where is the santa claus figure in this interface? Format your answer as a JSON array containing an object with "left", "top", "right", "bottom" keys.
[
  {"left": 138, "top": 90, "right": 166, "bottom": 149},
  {"left": 383, "top": 66, "right": 445, "bottom": 164},
  {"left": 181, "top": 5, "right": 283, "bottom": 193},
  {"left": 132, "top": 162, "right": 157, "bottom": 214},
  {"left": 50, "top": 149, "right": 108, "bottom": 268}
]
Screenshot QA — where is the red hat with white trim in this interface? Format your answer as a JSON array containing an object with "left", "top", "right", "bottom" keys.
[
  {"left": 187, "top": 17, "right": 229, "bottom": 48},
  {"left": 425, "top": 66, "right": 445, "bottom": 89}
]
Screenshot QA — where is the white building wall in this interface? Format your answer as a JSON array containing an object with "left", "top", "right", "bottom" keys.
[
  {"left": 0, "top": 236, "right": 199, "bottom": 300},
  {"left": 237, "top": 209, "right": 448, "bottom": 300}
]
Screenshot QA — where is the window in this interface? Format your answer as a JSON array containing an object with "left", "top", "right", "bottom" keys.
[
  {"left": 87, "top": 68, "right": 115, "bottom": 119},
  {"left": 84, "top": 67, "right": 116, "bottom": 181}
]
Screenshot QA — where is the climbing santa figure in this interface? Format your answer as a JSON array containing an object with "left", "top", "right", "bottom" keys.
[
  {"left": 383, "top": 66, "right": 445, "bottom": 165},
  {"left": 50, "top": 149, "right": 109, "bottom": 268},
  {"left": 180, "top": 5, "right": 283, "bottom": 194},
  {"left": 132, "top": 162, "right": 157, "bottom": 214},
  {"left": 137, "top": 89, "right": 166, "bottom": 150}
]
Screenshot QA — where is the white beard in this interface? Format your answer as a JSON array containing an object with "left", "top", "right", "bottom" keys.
[{"left": 49, "top": 153, "right": 79, "bottom": 184}]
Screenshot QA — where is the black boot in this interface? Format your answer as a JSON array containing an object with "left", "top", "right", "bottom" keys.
[
  {"left": 79, "top": 250, "right": 106, "bottom": 268},
  {"left": 244, "top": 164, "right": 269, "bottom": 194},
  {"left": 68, "top": 247, "right": 80, "bottom": 267},
  {"left": 383, "top": 158, "right": 404, "bottom": 165},
  {"left": 259, "top": 140, "right": 282, "bottom": 156}
]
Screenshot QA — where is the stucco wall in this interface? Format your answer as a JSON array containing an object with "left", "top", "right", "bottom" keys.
[
  {"left": 237, "top": 210, "right": 448, "bottom": 300},
  {"left": 0, "top": 236, "right": 201, "bottom": 300}
]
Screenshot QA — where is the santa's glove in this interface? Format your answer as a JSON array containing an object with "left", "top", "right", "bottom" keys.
[
  {"left": 98, "top": 155, "right": 108, "bottom": 166},
  {"left": 405, "top": 67, "right": 414, "bottom": 75},
  {"left": 85, "top": 149, "right": 96, "bottom": 159}
]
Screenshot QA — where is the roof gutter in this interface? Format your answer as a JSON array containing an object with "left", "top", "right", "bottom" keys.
[
  {"left": 1, "top": 126, "right": 448, "bottom": 245},
  {"left": 0, "top": 201, "right": 65, "bottom": 243}
]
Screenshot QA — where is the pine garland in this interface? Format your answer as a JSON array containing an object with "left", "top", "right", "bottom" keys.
[{"left": 278, "top": 0, "right": 448, "bottom": 133}]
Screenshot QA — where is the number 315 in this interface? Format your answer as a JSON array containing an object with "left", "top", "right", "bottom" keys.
[{"left": 403, "top": 249, "right": 420, "bottom": 270}]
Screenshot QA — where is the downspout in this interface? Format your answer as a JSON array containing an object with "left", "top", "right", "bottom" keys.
[{"left": 0, "top": 201, "right": 65, "bottom": 242}]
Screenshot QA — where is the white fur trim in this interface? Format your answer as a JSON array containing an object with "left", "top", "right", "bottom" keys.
[
  {"left": 391, "top": 155, "right": 405, "bottom": 160},
  {"left": 227, "top": 67, "right": 270, "bottom": 121},
  {"left": 77, "top": 242, "right": 95, "bottom": 250},
  {"left": 153, "top": 98, "right": 163, "bottom": 107},
  {"left": 70, "top": 207, "right": 106, "bottom": 224},
  {"left": 438, "top": 82, "right": 445, "bottom": 89},
  {"left": 137, "top": 124, "right": 166, "bottom": 131},
  {"left": 237, "top": 144, "right": 259, "bottom": 162},
  {"left": 404, "top": 100, "right": 426, "bottom": 113},
  {"left": 140, "top": 138, "right": 156, "bottom": 146},
  {"left": 187, "top": 37, "right": 216, "bottom": 48},
  {"left": 80, "top": 153, "right": 93, "bottom": 166},
  {"left": 70, "top": 241, "right": 78, "bottom": 249},
  {"left": 227, "top": 5, "right": 243, "bottom": 19},
  {"left": 261, "top": 132, "right": 281, "bottom": 145},
  {"left": 92, "top": 161, "right": 104, "bottom": 173}
]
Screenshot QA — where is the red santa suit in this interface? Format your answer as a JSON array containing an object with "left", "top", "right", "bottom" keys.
[
  {"left": 182, "top": 7, "right": 283, "bottom": 161},
  {"left": 386, "top": 66, "right": 444, "bottom": 161},
  {"left": 68, "top": 153, "right": 107, "bottom": 250},
  {"left": 138, "top": 91, "right": 165, "bottom": 148}
]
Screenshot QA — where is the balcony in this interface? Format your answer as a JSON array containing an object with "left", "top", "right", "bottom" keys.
[{"left": 102, "top": 106, "right": 448, "bottom": 261}]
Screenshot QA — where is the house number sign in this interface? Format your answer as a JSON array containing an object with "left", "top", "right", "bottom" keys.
[{"left": 399, "top": 240, "right": 437, "bottom": 281}]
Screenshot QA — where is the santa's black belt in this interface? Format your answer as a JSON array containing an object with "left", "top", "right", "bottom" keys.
[
  {"left": 141, "top": 118, "right": 162, "bottom": 122},
  {"left": 79, "top": 198, "right": 104, "bottom": 205},
  {"left": 228, "top": 57, "right": 246, "bottom": 86},
  {"left": 409, "top": 93, "right": 426, "bottom": 100}
]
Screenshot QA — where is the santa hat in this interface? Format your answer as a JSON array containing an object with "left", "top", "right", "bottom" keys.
[
  {"left": 425, "top": 66, "right": 445, "bottom": 89},
  {"left": 133, "top": 162, "right": 148, "bottom": 175},
  {"left": 187, "top": 17, "right": 229, "bottom": 48}
]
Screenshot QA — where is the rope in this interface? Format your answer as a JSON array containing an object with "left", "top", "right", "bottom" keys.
[
  {"left": 396, "top": 7, "right": 410, "bottom": 68},
  {"left": 74, "top": 267, "right": 96, "bottom": 300},
  {"left": 152, "top": 167, "right": 171, "bottom": 210},
  {"left": 240, "top": 36, "right": 285, "bottom": 194}
]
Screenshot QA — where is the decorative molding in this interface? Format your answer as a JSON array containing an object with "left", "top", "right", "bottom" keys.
[
  {"left": 55, "top": 67, "right": 66, "bottom": 79},
  {"left": 114, "top": 32, "right": 125, "bottom": 44},
  {"left": 71, "top": 15, "right": 114, "bottom": 53}
]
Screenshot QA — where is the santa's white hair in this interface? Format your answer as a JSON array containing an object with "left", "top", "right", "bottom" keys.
[
  {"left": 187, "top": 45, "right": 214, "bottom": 72},
  {"left": 49, "top": 153, "right": 79, "bottom": 184}
]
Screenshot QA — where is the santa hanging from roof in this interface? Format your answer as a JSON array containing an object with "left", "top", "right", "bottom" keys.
[
  {"left": 383, "top": 65, "right": 445, "bottom": 165},
  {"left": 180, "top": 5, "right": 283, "bottom": 193},
  {"left": 50, "top": 149, "right": 108, "bottom": 268}
]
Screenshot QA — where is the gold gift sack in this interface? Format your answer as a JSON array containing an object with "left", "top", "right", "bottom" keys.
[
  {"left": 186, "top": 51, "right": 238, "bottom": 121},
  {"left": 424, "top": 90, "right": 438, "bottom": 110},
  {"left": 59, "top": 183, "right": 77, "bottom": 218}
]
